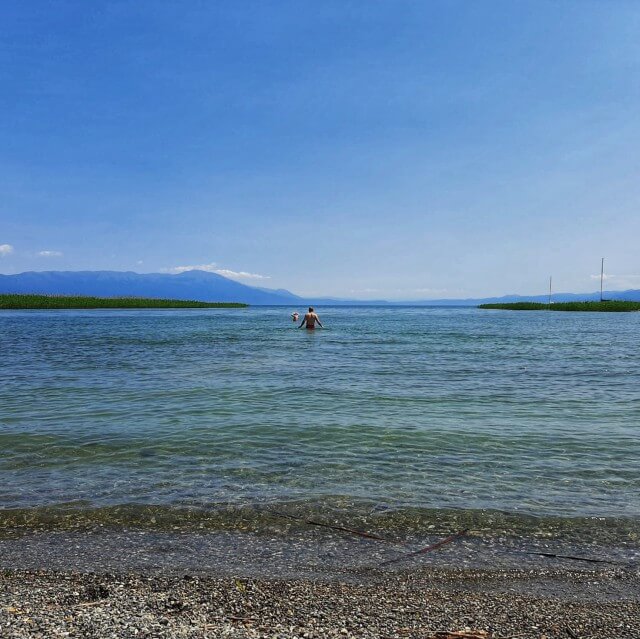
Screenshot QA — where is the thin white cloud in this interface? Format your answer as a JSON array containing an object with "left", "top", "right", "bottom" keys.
[
  {"left": 162, "top": 263, "right": 270, "bottom": 280},
  {"left": 162, "top": 262, "right": 219, "bottom": 274},
  {"left": 590, "top": 273, "right": 640, "bottom": 288},
  {"left": 0, "top": 244, "right": 14, "bottom": 256},
  {"left": 38, "top": 250, "right": 63, "bottom": 257},
  {"left": 215, "top": 269, "right": 270, "bottom": 280}
]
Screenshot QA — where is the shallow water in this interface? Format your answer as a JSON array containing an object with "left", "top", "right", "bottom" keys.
[{"left": 1, "top": 306, "right": 639, "bottom": 545}]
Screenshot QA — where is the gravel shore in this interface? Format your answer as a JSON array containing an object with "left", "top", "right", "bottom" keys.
[{"left": 1, "top": 567, "right": 638, "bottom": 638}]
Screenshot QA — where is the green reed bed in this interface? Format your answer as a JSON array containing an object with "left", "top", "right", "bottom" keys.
[
  {"left": 479, "top": 300, "right": 640, "bottom": 312},
  {"left": 0, "top": 294, "right": 247, "bottom": 309}
]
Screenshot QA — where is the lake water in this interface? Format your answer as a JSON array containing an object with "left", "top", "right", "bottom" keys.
[{"left": 1, "top": 306, "right": 639, "bottom": 553}]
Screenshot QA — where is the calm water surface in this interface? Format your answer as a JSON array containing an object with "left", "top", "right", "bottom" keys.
[{"left": 1, "top": 307, "right": 638, "bottom": 541}]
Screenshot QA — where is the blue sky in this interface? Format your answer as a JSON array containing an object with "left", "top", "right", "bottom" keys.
[{"left": 1, "top": 1, "right": 639, "bottom": 299}]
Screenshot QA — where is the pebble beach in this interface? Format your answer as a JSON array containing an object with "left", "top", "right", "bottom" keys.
[{"left": 2, "top": 566, "right": 639, "bottom": 638}]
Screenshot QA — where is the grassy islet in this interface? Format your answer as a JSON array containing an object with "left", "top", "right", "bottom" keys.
[
  {"left": 479, "top": 300, "right": 640, "bottom": 312},
  {"left": 0, "top": 294, "right": 247, "bottom": 309}
]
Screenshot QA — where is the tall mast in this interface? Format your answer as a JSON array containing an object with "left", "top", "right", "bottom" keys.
[
  {"left": 548, "top": 275, "right": 552, "bottom": 306},
  {"left": 600, "top": 257, "right": 604, "bottom": 302}
]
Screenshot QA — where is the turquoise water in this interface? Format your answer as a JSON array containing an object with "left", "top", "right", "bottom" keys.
[{"left": 1, "top": 307, "right": 638, "bottom": 541}]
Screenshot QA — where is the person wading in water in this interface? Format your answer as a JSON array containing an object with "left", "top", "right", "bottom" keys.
[{"left": 299, "top": 307, "right": 323, "bottom": 330}]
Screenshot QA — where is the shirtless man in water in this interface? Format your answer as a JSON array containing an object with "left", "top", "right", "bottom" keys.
[{"left": 299, "top": 307, "right": 323, "bottom": 330}]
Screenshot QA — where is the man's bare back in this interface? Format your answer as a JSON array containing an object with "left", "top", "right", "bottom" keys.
[{"left": 299, "top": 307, "right": 323, "bottom": 330}]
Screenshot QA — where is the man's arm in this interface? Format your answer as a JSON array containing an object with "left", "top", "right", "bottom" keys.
[
  {"left": 315, "top": 315, "right": 323, "bottom": 328},
  {"left": 298, "top": 318, "right": 307, "bottom": 328}
]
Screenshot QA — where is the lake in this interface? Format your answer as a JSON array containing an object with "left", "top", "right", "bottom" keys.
[{"left": 1, "top": 306, "right": 638, "bottom": 557}]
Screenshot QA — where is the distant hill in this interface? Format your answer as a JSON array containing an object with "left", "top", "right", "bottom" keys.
[
  {"left": 0, "top": 270, "right": 302, "bottom": 305},
  {"left": 413, "top": 290, "right": 640, "bottom": 305},
  {"left": 1, "top": 270, "right": 639, "bottom": 305}
]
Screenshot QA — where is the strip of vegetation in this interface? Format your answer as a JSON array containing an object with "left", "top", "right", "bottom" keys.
[
  {"left": 0, "top": 294, "right": 247, "bottom": 309},
  {"left": 479, "top": 301, "right": 640, "bottom": 312}
]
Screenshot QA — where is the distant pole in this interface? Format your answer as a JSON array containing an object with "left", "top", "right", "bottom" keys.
[
  {"left": 600, "top": 257, "right": 604, "bottom": 302},
  {"left": 548, "top": 275, "right": 552, "bottom": 306}
]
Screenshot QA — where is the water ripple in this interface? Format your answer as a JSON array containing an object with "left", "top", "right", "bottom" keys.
[{"left": 1, "top": 307, "right": 639, "bottom": 534}]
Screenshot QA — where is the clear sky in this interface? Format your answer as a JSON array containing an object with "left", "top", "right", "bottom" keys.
[{"left": 1, "top": 1, "right": 639, "bottom": 299}]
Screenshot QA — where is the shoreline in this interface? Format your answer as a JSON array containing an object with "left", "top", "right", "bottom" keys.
[
  {"left": 2, "top": 565, "right": 638, "bottom": 638},
  {"left": 1, "top": 526, "right": 638, "bottom": 576},
  {"left": 2, "top": 522, "right": 639, "bottom": 637},
  {"left": 0, "top": 293, "right": 247, "bottom": 309},
  {"left": 478, "top": 300, "right": 640, "bottom": 312}
]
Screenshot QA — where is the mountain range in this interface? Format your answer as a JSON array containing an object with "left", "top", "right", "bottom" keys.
[{"left": 1, "top": 270, "right": 639, "bottom": 305}]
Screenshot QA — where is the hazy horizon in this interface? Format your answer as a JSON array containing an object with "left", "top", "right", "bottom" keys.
[
  {"left": 2, "top": 2, "right": 639, "bottom": 299},
  {"left": 0, "top": 267, "right": 635, "bottom": 303}
]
